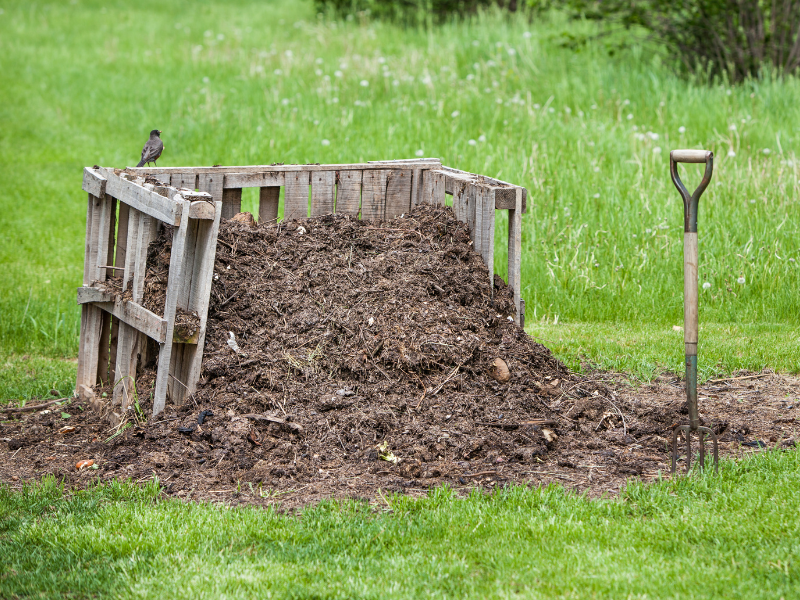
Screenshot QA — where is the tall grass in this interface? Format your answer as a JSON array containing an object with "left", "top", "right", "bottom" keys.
[{"left": 0, "top": 0, "right": 797, "bottom": 360}]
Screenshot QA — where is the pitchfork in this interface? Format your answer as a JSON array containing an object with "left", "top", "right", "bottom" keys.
[{"left": 669, "top": 149, "right": 719, "bottom": 474}]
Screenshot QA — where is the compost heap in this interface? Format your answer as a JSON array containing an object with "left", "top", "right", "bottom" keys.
[{"left": 5, "top": 205, "right": 720, "bottom": 505}]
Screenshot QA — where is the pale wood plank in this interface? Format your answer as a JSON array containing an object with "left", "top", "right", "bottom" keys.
[
  {"left": 310, "top": 171, "right": 336, "bottom": 217},
  {"left": 411, "top": 168, "right": 422, "bottom": 207},
  {"left": 197, "top": 172, "right": 224, "bottom": 203},
  {"left": 493, "top": 186, "right": 528, "bottom": 212},
  {"left": 221, "top": 187, "right": 242, "bottom": 220},
  {"left": 152, "top": 199, "right": 191, "bottom": 416},
  {"left": 187, "top": 201, "right": 216, "bottom": 220},
  {"left": 224, "top": 172, "right": 284, "bottom": 189},
  {"left": 108, "top": 201, "right": 131, "bottom": 387},
  {"left": 132, "top": 213, "right": 154, "bottom": 301},
  {"left": 421, "top": 170, "right": 446, "bottom": 206},
  {"left": 259, "top": 187, "right": 280, "bottom": 223},
  {"left": 471, "top": 184, "right": 483, "bottom": 252},
  {"left": 77, "top": 288, "right": 167, "bottom": 343},
  {"left": 97, "top": 196, "right": 117, "bottom": 386},
  {"left": 335, "top": 170, "right": 362, "bottom": 216},
  {"left": 452, "top": 180, "right": 467, "bottom": 224},
  {"left": 127, "top": 159, "right": 441, "bottom": 176},
  {"left": 112, "top": 207, "right": 148, "bottom": 409},
  {"left": 173, "top": 201, "right": 223, "bottom": 404},
  {"left": 150, "top": 173, "right": 171, "bottom": 185},
  {"left": 171, "top": 172, "right": 198, "bottom": 190},
  {"left": 438, "top": 166, "right": 528, "bottom": 213},
  {"left": 508, "top": 187, "right": 523, "bottom": 325},
  {"left": 76, "top": 193, "right": 100, "bottom": 391},
  {"left": 284, "top": 171, "right": 309, "bottom": 220},
  {"left": 82, "top": 167, "right": 107, "bottom": 198},
  {"left": 103, "top": 169, "right": 178, "bottom": 224},
  {"left": 92, "top": 194, "right": 113, "bottom": 282},
  {"left": 361, "top": 169, "right": 388, "bottom": 221},
  {"left": 481, "top": 188, "right": 496, "bottom": 289},
  {"left": 385, "top": 169, "right": 412, "bottom": 219}
]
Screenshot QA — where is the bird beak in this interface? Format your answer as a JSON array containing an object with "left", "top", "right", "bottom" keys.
[{"left": 158, "top": 130, "right": 162, "bottom": 135}]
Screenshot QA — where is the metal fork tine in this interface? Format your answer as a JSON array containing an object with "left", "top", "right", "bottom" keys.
[{"left": 699, "top": 432, "right": 706, "bottom": 469}]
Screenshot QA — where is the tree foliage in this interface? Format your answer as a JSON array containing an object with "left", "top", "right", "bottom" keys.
[{"left": 561, "top": 0, "right": 800, "bottom": 82}]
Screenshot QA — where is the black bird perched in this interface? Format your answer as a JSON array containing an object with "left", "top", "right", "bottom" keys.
[{"left": 136, "top": 129, "right": 164, "bottom": 167}]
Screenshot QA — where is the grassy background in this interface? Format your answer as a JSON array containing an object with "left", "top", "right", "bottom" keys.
[
  {"left": 0, "top": 0, "right": 798, "bottom": 374},
  {"left": 2, "top": 450, "right": 800, "bottom": 599},
  {"left": 1, "top": 3, "right": 799, "bottom": 596}
]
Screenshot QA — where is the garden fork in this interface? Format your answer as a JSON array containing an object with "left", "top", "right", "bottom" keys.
[{"left": 669, "top": 149, "right": 719, "bottom": 474}]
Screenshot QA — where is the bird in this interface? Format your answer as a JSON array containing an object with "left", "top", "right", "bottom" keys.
[{"left": 136, "top": 129, "right": 164, "bottom": 167}]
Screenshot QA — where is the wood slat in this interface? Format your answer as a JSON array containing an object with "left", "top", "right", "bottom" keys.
[
  {"left": 92, "top": 194, "right": 113, "bottom": 282},
  {"left": 508, "top": 187, "right": 523, "bottom": 325},
  {"left": 221, "top": 188, "right": 242, "bottom": 219},
  {"left": 471, "top": 184, "right": 482, "bottom": 253},
  {"left": 438, "top": 166, "right": 528, "bottom": 213},
  {"left": 481, "top": 188, "right": 496, "bottom": 289},
  {"left": 335, "top": 170, "right": 362, "bottom": 216},
  {"left": 421, "top": 170, "right": 446, "bottom": 206},
  {"left": 171, "top": 172, "right": 198, "bottom": 190},
  {"left": 107, "top": 201, "right": 131, "bottom": 383},
  {"left": 385, "top": 170, "right": 412, "bottom": 219},
  {"left": 77, "top": 288, "right": 167, "bottom": 343},
  {"left": 284, "top": 171, "right": 309, "bottom": 220},
  {"left": 259, "top": 187, "right": 280, "bottom": 223},
  {"left": 168, "top": 217, "right": 200, "bottom": 402},
  {"left": 97, "top": 196, "right": 117, "bottom": 385},
  {"left": 411, "top": 168, "right": 422, "bottom": 207},
  {"left": 197, "top": 172, "right": 224, "bottom": 203},
  {"left": 76, "top": 194, "right": 102, "bottom": 392},
  {"left": 171, "top": 201, "right": 223, "bottom": 404},
  {"left": 82, "top": 167, "right": 107, "bottom": 198},
  {"left": 104, "top": 169, "right": 178, "bottom": 224},
  {"left": 152, "top": 199, "right": 192, "bottom": 416},
  {"left": 361, "top": 170, "right": 388, "bottom": 221},
  {"left": 452, "top": 180, "right": 467, "bottom": 224},
  {"left": 224, "top": 172, "right": 284, "bottom": 189},
  {"left": 310, "top": 171, "right": 336, "bottom": 217},
  {"left": 113, "top": 206, "right": 154, "bottom": 411},
  {"left": 128, "top": 159, "right": 441, "bottom": 176}
]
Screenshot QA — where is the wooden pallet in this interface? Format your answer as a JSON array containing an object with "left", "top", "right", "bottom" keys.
[
  {"left": 130, "top": 159, "right": 527, "bottom": 324},
  {"left": 76, "top": 167, "right": 222, "bottom": 420},
  {"left": 77, "top": 159, "right": 528, "bottom": 417}
]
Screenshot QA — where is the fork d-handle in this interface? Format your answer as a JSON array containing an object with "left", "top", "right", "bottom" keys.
[{"left": 670, "top": 149, "right": 717, "bottom": 473}]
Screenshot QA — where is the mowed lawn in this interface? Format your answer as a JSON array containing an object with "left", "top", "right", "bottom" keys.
[
  {"left": 2, "top": 453, "right": 800, "bottom": 599},
  {"left": 0, "top": 0, "right": 799, "bottom": 597}
]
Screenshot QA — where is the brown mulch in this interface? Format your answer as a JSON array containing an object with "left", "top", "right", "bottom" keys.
[{"left": 2, "top": 206, "right": 799, "bottom": 508}]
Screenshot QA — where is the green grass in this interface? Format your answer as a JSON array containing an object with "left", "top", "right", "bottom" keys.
[
  {"left": 528, "top": 321, "right": 800, "bottom": 381},
  {"left": 0, "top": 0, "right": 798, "bottom": 362},
  {"left": 2, "top": 450, "right": 800, "bottom": 599}
]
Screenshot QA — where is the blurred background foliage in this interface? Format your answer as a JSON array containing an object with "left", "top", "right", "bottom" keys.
[{"left": 317, "top": 0, "right": 800, "bottom": 83}]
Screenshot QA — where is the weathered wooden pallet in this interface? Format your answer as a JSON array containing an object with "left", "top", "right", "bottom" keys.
[
  {"left": 77, "top": 159, "right": 528, "bottom": 417},
  {"left": 77, "top": 167, "right": 222, "bottom": 420},
  {"left": 130, "top": 159, "right": 527, "bottom": 324}
]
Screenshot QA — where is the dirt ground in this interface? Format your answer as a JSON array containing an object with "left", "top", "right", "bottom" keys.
[{"left": 2, "top": 206, "right": 798, "bottom": 508}]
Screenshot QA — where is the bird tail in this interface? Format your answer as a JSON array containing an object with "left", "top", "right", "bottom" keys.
[{"left": 136, "top": 159, "right": 146, "bottom": 168}]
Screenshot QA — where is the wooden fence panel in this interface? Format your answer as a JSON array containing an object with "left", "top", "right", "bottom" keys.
[
  {"left": 335, "top": 170, "right": 362, "bottom": 216},
  {"left": 361, "top": 170, "right": 388, "bottom": 221},
  {"left": 310, "top": 171, "right": 336, "bottom": 217},
  {"left": 284, "top": 172, "right": 309, "bottom": 220},
  {"left": 385, "top": 170, "right": 412, "bottom": 219}
]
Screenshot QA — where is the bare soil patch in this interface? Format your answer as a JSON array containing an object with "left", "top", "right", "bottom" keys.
[{"left": 2, "top": 207, "right": 798, "bottom": 508}]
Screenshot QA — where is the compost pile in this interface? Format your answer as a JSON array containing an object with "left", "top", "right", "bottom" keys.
[
  {"left": 136, "top": 205, "right": 598, "bottom": 491},
  {"left": 12, "top": 205, "right": 797, "bottom": 506}
]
